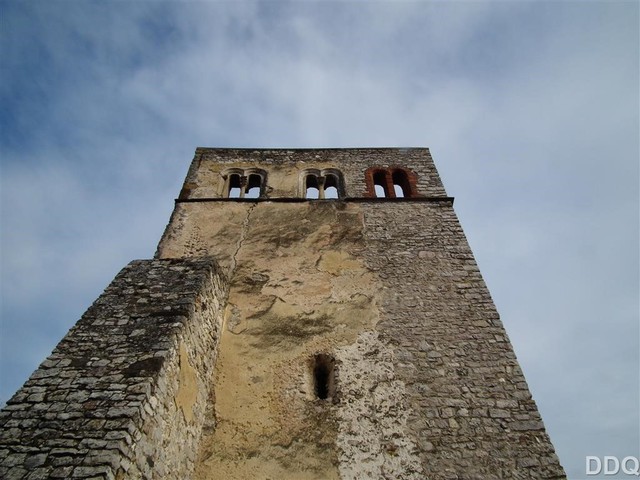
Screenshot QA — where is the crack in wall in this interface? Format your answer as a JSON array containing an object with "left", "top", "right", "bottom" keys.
[{"left": 229, "top": 204, "right": 256, "bottom": 276}]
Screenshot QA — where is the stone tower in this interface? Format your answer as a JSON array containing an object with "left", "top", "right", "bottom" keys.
[{"left": 0, "top": 148, "right": 565, "bottom": 479}]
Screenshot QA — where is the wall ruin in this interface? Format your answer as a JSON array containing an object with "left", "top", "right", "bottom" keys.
[{"left": 0, "top": 259, "right": 227, "bottom": 479}]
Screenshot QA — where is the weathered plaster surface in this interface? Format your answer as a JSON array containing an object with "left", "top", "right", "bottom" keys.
[
  {"left": 183, "top": 202, "right": 405, "bottom": 480},
  {"left": 157, "top": 198, "right": 430, "bottom": 479},
  {"left": 176, "top": 342, "right": 199, "bottom": 423}
]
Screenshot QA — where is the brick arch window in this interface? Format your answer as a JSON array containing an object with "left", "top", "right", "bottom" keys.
[
  {"left": 372, "top": 170, "right": 388, "bottom": 198},
  {"left": 365, "top": 166, "right": 419, "bottom": 198},
  {"left": 221, "top": 168, "right": 266, "bottom": 199},
  {"left": 300, "top": 169, "right": 344, "bottom": 199},
  {"left": 392, "top": 169, "right": 411, "bottom": 198}
]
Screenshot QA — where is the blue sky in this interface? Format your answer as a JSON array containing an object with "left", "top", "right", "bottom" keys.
[{"left": 1, "top": 1, "right": 638, "bottom": 478}]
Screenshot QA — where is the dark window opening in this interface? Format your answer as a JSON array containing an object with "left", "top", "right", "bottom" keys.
[
  {"left": 392, "top": 170, "right": 411, "bottom": 198},
  {"left": 305, "top": 175, "right": 320, "bottom": 199},
  {"left": 313, "top": 354, "right": 335, "bottom": 400},
  {"left": 373, "top": 171, "right": 387, "bottom": 198},
  {"left": 228, "top": 174, "right": 242, "bottom": 198},
  {"left": 245, "top": 174, "right": 262, "bottom": 199},
  {"left": 324, "top": 174, "right": 339, "bottom": 199}
]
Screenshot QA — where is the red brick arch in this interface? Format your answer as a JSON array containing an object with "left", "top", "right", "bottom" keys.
[{"left": 364, "top": 166, "right": 419, "bottom": 198}]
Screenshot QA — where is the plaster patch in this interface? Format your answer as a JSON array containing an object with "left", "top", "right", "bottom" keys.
[
  {"left": 317, "top": 250, "right": 363, "bottom": 276},
  {"left": 194, "top": 203, "right": 381, "bottom": 479}
]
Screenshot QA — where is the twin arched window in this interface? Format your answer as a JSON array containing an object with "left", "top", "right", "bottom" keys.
[
  {"left": 302, "top": 170, "right": 343, "bottom": 200},
  {"left": 222, "top": 169, "right": 266, "bottom": 199},
  {"left": 367, "top": 167, "right": 416, "bottom": 198}
]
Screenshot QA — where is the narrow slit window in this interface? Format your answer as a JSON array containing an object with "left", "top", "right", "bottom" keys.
[
  {"left": 313, "top": 354, "right": 335, "bottom": 400},
  {"left": 228, "top": 174, "right": 242, "bottom": 198},
  {"left": 245, "top": 174, "right": 262, "bottom": 199},
  {"left": 373, "top": 171, "right": 387, "bottom": 198},
  {"left": 392, "top": 170, "right": 411, "bottom": 198},
  {"left": 305, "top": 175, "right": 320, "bottom": 199},
  {"left": 324, "top": 174, "right": 339, "bottom": 199}
]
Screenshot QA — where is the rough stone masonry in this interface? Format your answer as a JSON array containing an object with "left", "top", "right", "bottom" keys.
[{"left": 0, "top": 148, "right": 566, "bottom": 479}]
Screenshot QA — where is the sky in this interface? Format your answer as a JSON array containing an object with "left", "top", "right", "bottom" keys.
[{"left": 0, "top": 1, "right": 638, "bottom": 478}]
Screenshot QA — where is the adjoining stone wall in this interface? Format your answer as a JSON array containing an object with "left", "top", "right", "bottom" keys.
[{"left": 0, "top": 258, "right": 227, "bottom": 480}]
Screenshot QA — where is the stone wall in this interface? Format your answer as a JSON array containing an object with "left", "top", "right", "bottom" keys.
[
  {"left": 359, "top": 201, "right": 565, "bottom": 478},
  {"left": 0, "top": 258, "right": 227, "bottom": 479}
]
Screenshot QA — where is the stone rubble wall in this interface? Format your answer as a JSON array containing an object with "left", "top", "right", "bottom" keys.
[
  {"left": 0, "top": 258, "right": 227, "bottom": 480},
  {"left": 360, "top": 201, "right": 566, "bottom": 479}
]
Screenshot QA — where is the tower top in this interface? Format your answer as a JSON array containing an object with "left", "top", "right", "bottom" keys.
[{"left": 180, "top": 146, "right": 448, "bottom": 201}]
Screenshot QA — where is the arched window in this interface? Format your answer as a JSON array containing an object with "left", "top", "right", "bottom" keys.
[
  {"left": 222, "top": 169, "right": 266, "bottom": 199},
  {"left": 392, "top": 169, "right": 411, "bottom": 198},
  {"left": 373, "top": 171, "right": 388, "bottom": 198},
  {"left": 305, "top": 174, "right": 320, "bottom": 199},
  {"left": 300, "top": 169, "right": 344, "bottom": 199},
  {"left": 228, "top": 173, "right": 242, "bottom": 198},
  {"left": 324, "top": 174, "right": 339, "bottom": 199},
  {"left": 245, "top": 174, "right": 262, "bottom": 199},
  {"left": 365, "top": 166, "right": 418, "bottom": 198}
]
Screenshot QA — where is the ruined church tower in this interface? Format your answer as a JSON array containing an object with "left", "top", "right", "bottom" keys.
[{"left": 1, "top": 148, "right": 565, "bottom": 479}]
